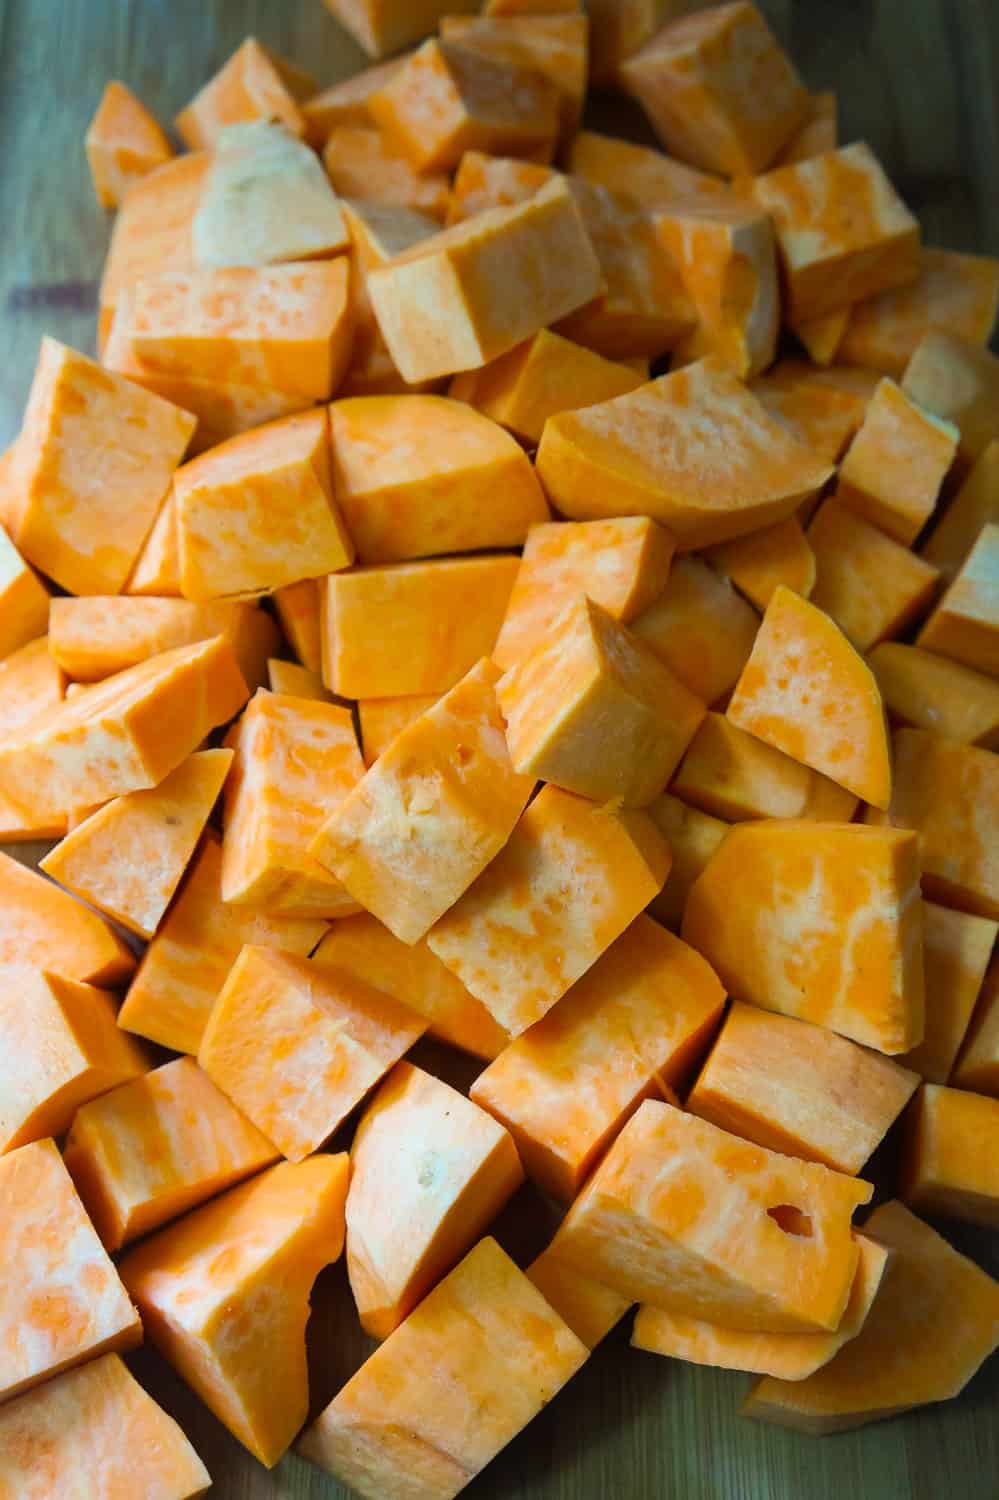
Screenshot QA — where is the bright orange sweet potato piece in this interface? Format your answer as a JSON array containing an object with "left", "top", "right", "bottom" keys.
[
  {"left": 633, "top": 1231, "right": 889, "bottom": 1380},
  {"left": 340, "top": 198, "right": 442, "bottom": 397},
  {"left": 742, "top": 1200, "right": 999, "bottom": 1432},
  {"left": 774, "top": 89, "right": 838, "bottom": 166},
  {"left": 0, "top": 853, "right": 134, "bottom": 986},
  {"left": 347, "top": 1061, "right": 524, "bottom": 1337},
  {"left": 121, "top": 1154, "right": 348, "bottom": 1467},
  {"left": 320, "top": 0, "right": 479, "bottom": 59},
  {"left": 835, "top": 377, "right": 957, "bottom": 543},
  {"left": 64, "top": 1057, "right": 278, "bottom": 1252},
  {"left": 446, "top": 149, "right": 555, "bottom": 225},
  {"left": 314, "top": 913, "right": 508, "bottom": 1060},
  {"left": 439, "top": 14, "right": 588, "bottom": 143},
  {"left": 727, "top": 584, "right": 892, "bottom": 807},
  {"left": 199, "top": 945, "right": 424, "bottom": 1160},
  {"left": 298, "top": 1236, "right": 588, "bottom": 1499},
  {"left": 749, "top": 359, "right": 876, "bottom": 464},
  {"left": 687, "top": 1001, "right": 919, "bottom": 1175},
  {"left": 868, "top": 643, "right": 999, "bottom": 749},
  {"left": 917, "top": 523, "right": 999, "bottom": 678},
  {"left": 321, "top": 556, "right": 519, "bottom": 698},
  {"left": 498, "top": 595, "right": 705, "bottom": 806},
  {"left": 329, "top": 395, "right": 547, "bottom": 563},
  {"left": 0, "top": 526, "right": 48, "bottom": 663},
  {"left": 11, "top": 338, "right": 195, "bottom": 596},
  {"left": 0, "top": 640, "right": 68, "bottom": 838},
  {"left": 86, "top": 80, "right": 174, "bottom": 210},
  {"left": 0, "top": 1139, "right": 141, "bottom": 1403},
  {"left": 117, "top": 833, "right": 327, "bottom": 1054},
  {"left": 125, "top": 490, "right": 181, "bottom": 595},
  {"left": 551, "top": 1099, "right": 871, "bottom": 1333},
  {"left": 324, "top": 126, "right": 451, "bottom": 221},
  {"left": 302, "top": 58, "right": 406, "bottom": 146},
  {"left": 266, "top": 659, "right": 331, "bottom": 701},
  {"left": 790, "top": 307, "right": 850, "bottom": 367},
  {"left": 922, "top": 438, "right": 999, "bottom": 581},
  {"left": 526, "top": 1242, "right": 632, "bottom": 1350},
  {"left": 646, "top": 793, "right": 728, "bottom": 931},
  {"left": 41, "top": 749, "right": 231, "bottom": 940},
  {"left": 175, "top": 37, "right": 307, "bottom": 150},
  {"left": 631, "top": 555, "right": 758, "bottom": 706},
  {"left": 673, "top": 712, "right": 858, "bottom": 823},
  {"left": 807, "top": 499, "right": 941, "bottom": 653},
  {"left": 176, "top": 409, "right": 354, "bottom": 602},
  {"left": 683, "top": 822, "right": 925, "bottom": 1054},
  {"left": 311, "top": 659, "right": 534, "bottom": 943},
  {"left": 222, "top": 690, "right": 364, "bottom": 918},
  {"left": 901, "top": 1082, "right": 999, "bottom": 1228},
  {"left": 357, "top": 694, "right": 440, "bottom": 765},
  {"left": 900, "top": 903, "right": 998, "bottom": 1084},
  {"left": 902, "top": 329, "right": 999, "bottom": 465},
  {"left": 0, "top": 1352, "right": 210, "bottom": 1499},
  {"left": 470, "top": 916, "right": 724, "bottom": 1199},
  {"left": 273, "top": 577, "right": 323, "bottom": 673},
  {"left": 568, "top": 130, "right": 726, "bottom": 208},
  {"left": 953, "top": 961, "right": 999, "bottom": 1096},
  {"left": 537, "top": 360, "right": 832, "bottom": 549},
  {"left": 705, "top": 517, "right": 814, "bottom": 613},
  {"left": 427, "top": 785, "right": 671, "bottom": 1035}
]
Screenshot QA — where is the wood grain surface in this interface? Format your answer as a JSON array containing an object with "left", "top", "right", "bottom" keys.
[{"left": 2, "top": 1, "right": 998, "bottom": 1496}]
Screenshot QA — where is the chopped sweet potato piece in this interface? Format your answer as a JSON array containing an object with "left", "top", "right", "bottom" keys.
[
  {"left": 683, "top": 821, "right": 925, "bottom": 1054},
  {"left": 673, "top": 712, "right": 858, "bottom": 823},
  {"left": 705, "top": 517, "right": 814, "bottom": 613},
  {"left": 750, "top": 359, "right": 876, "bottom": 464},
  {"left": 445, "top": 149, "right": 555, "bottom": 225},
  {"left": 320, "top": 0, "right": 479, "bottom": 59},
  {"left": 273, "top": 577, "right": 323, "bottom": 673},
  {"left": 902, "top": 330, "right": 999, "bottom": 465},
  {"left": 900, "top": 903, "right": 997, "bottom": 1083},
  {"left": 647, "top": 793, "right": 729, "bottom": 931},
  {"left": 952, "top": 961, "right": 999, "bottom": 1096},
  {"left": 526, "top": 1242, "right": 632, "bottom": 1349},
  {"left": 302, "top": 58, "right": 406, "bottom": 147},
  {"left": 568, "top": 129, "right": 726, "bottom": 206},
  {"left": 86, "top": 80, "right": 174, "bottom": 210},
  {"left": 835, "top": 377, "right": 958, "bottom": 543},
  {"left": 324, "top": 126, "right": 451, "bottom": 221},
  {"left": 790, "top": 307, "right": 850, "bottom": 367},
  {"left": 922, "top": 439, "right": 999, "bottom": 581},
  {"left": 121, "top": 1154, "right": 348, "bottom": 1467},
  {"left": 266, "top": 659, "right": 331, "bottom": 701},
  {"left": 126, "top": 490, "right": 181, "bottom": 595},
  {"left": 357, "top": 694, "right": 440, "bottom": 765},
  {"left": 0, "top": 853, "right": 134, "bottom": 986},
  {"left": 175, "top": 37, "right": 306, "bottom": 150},
  {"left": 0, "top": 526, "right": 48, "bottom": 663},
  {"left": 868, "top": 643, "right": 999, "bottom": 749},
  {"left": 774, "top": 89, "right": 838, "bottom": 166},
  {"left": 340, "top": 198, "right": 442, "bottom": 397},
  {"left": 902, "top": 1081, "right": 999, "bottom": 1228},
  {"left": 917, "top": 523, "right": 999, "bottom": 678},
  {"left": 631, "top": 555, "right": 759, "bottom": 705},
  {"left": 439, "top": 14, "right": 588, "bottom": 144}
]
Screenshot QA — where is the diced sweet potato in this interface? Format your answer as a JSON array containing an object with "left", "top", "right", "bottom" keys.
[
  {"left": 900, "top": 903, "right": 997, "bottom": 1083},
  {"left": 868, "top": 643, "right": 999, "bottom": 749},
  {"left": 321, "top": 0, "right": 479, "bottom": 59},
  {"left": 917, "top": 523, "right": 999, "bottom": 677},
  {"left": 774, "top": 89, "right": 838, "bottom": 166},
  {"left": 302, "top": 59, "right": 406, "bottom": 147},
  {"left": 357, "top": 694, "right": 440, "bottom": 765},
  {"left": 647, "top": 793, "right": 729, "bottom": 931},
  {"left": 86, "top": 80, "right": 174, "bottom": 210},
  {"left": 901, "top": 1083, "right": 999, "bottom": 1227},
  {"left": 953, "top": 962, "right": 999, "bottom": 1096},
  {"left": 121, "top": 1154, "right": 349, "bottom": 1467},
  {"left": 0, "top": 853, "right": 134, "bottom": 986},
  {"left": 175, "top": 38, "right": 306, "bottom": 150},
  {"left": 902, "top": 330, "right": 999, "bottom": 465},
  {"left": 750, "top": 359, "right": 876, "bottom": 464},
  {"left": 526, "top": 1243, "right": 632, "bottom": 1350},
  {"left": 440, "top": 15, "right": 587, "bottom": 144},
  {"left": 273, "top": 577, "right": 323, "bottom": 673},
  {"left": 0, "top": 525, "right": 49, "bottom": 662},
  {"left": 705, "top": 517, "right": 814, "bottom": 613},
  {"left": 126, "top": 490, "right": 181, "bottom": 595},
  {"left": 683, "top": 822, "right": 925, "bottom": 1054},
  {"left": 445, "top": 149, "right": 555, "bottom": 225},
  {"left": 922, "top": 439, "right": 999, "bottom": 581},
  {"left": 340, "top": 198, "right": 442, "bottom": 397},
  {"left": 673, "top": 712, "right": 858, "bottom": 823},
  {"left": 631, "top": 555, "right": 759, "bottom": 705},
  {"left": 568, "top": 129, "right": 726, "bottom": 208},
  {"left": 835, "top": 377, "right": 957, "bottom": 543},
  {"left": 791, "top": 307, "right": 850, "bottom": 367},
  {"left": 324, "top": 126, "right": 451, "bottom": 222},
  {"left": 807, "top": 499, "right": 941, "bottom": 653},
  {"left": 266, "top": 659, "right": 330, "bottom": 701}
]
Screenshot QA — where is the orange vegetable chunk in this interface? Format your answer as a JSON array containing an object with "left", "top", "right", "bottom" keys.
[
  {"left": 222, "top": 690, "right": 364, "bottom": 918},
  {"left": 683, "top": 821, "right": 925, "bottom": 1054},
  {"left": 340, "top": 197, "right": 442, "bottom": 396},
  {"left": 175, "top": 37, "right": 306, "bottom": 150},
  {"left": 324, "top": 126, "right": 451, "bottom": 222},
  {"left": 550, "top": 1099, "right": 871, "bottom": 1332},
  {"left": 446, "top": 149, "right": 555, "bottom": 225},
  {"left": 320, "top": 0, "right": 480, "bottom": 59},
  {"left": 835, "top": 377, "right": 958, "bottom": 543},
  {"left": 0, "top": 1139, "right": 141, "bottom": 1403},
  {"left": 647, "top": 793, "right": 729, "bottom": 931},
  {"left": 526, "top": 1243, "right": 632, "bottom": 1349},
  {"left": 568, "top": 130, "right": 726, "bottom": 209},
  {"left": 121, "top": 1154, "right": 348, "bottom": 1467},
  {"left": 347, "top": 1061, "right": 524, "bottom": 1338},
  {"left": 901, "top": 1083, "right": 999, "bottom": 1227},
  {"left": 750, "top": 358, "right": 876, "bottom": 464},
  {"left": 298, "top": 1236, "right": 588, "bottom": 1499},
  {"left": 301, "top": 58, "right": 406, "bottom": 146},
  {"left": 427, "top": 785, "right": 671, "bottom": 1035},
  {"left": 357, "top": 694, "right": 440, "bottom": 765},
  {"left": 126, "top": 489, "right": 181, "bottom": 595},
  {"left": 727, "top": 584, "right": 893, "bottom": 807},
  {"left": 742, "top": 1200, "right": 999, "bottom": 1432},
  {"left": 631, "top": 555, "right": 759, "bottom": 705},
  {"left": 0, "top": 854, "right": 134, "bottom": 986},
  {"left": 917, "top": 523, "right": 999, "bottom": 678},
  {"left": 807, "top": 499, "right": 941, "bottom": 653},
  {"left": 439, "top": 14, "right": 588, "bottom": 144},
  {"left": 922, "top": 438, "right": 999, "bottom": 581},
  {"left": 673, "top": 712, "right": 858, "bottom": 823},
  {"left": 86, "top": 80, "right": 174, "bottom": 210},
  {"left": 687, "top": 1001, "right": 919, "bottom": 1174},
  {"left": 902, "top": 330, "right": 999, "bottom": 465},
  {"left": 0, "top": 525, "right": 49, "bottom": 662},
  {"left": 266, "top": 659, "right": 331, "bottom": 701},
  {"left": 273, "top": 577, "right": 323, "bottom": 673},
  {"left": 117, "top": 833, "right": 327, "bottom": 1054},
  {"left": 774, "top": 88, "right": 838, "bottom": 165},
  {"left": 0, "top": 639, "right": 69, "bottom": 839},
  {"left": 900, "top": 903, "right": 997, "bottom": 1083},
  {"left": 790, "top": 307, "right": 850, "bottom": 367},
  {"left": 199, "top": 945, "right": 424, "bottom": 1160},
  {"left": 470, "top": 916, "right": 724, "bottom": 1199},
  {"left": 64, "top": 1056, "right": 278, "bottom": 1251},
  {"left": 953, "top": 961, "right": 999, "bottom": 1096},
  {"left": 311, "top": 659, "right": 534, "bottom": 944},
  {"left": 868, "top": 642, "right": 999, "bottom": 749},
  {"left": 0, "top": 1353, "right": 210, "bottom": 1500},
  {"left": 11, "top": 338, "right": 195, "bottom": 596},
  {"left": 705, "top": 517, "right": 814, "bottom": 613},
  {"left": 620, "top": 3, "right": 807, "bottom": 176}
]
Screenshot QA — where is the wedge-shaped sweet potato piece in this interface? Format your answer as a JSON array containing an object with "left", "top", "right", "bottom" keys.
[
  {"left": 683, "top": 822, "right": 925, "bottom": 1054},
  {"left": 868, "top": 643, "right": 999, "bottom": 750},
  {"left": 302, "top": 58, "right": 406, "bottom": 146},
  {"left": 631, "top": 555, "right": 759, "bottom": 706},
  {"left": 0, "top": 1353, "right": 210, "bottom": 1499},
  {"left": 273, "top": 577, "right": 323, "bottom": 673},
  {"left": 299, "top": 1237, "right": 587, "bottom": 1500},
  {"left": 568, "top": 130, "right": 725, "bottom": 208},
  {"left": 0, "top": 637, "right": 63, "bottom": 739},
  {"left": 953, "top": 962, "right": 999, "bottom": 1096},
  {"left": 727, "top": 584, "right": 892, "bottom": 808},
  {"left": 673, "top": 713, "right": 858, "bottom": 823},
  {"left": 339, "top": 198, "right": 442, "bottom": 397},
  {"left": 471, "top": 916, "right": 724, "bottom": 1200},
  {"left": 499, "top": 596, "right": 705, "bottom": 807},
  {"left": 312, "top": 659, "right": 534, "bottom": 944},
  {"left": 347, "top": 1062, "right": 523, "bottom": 1338},
  {"left": 901, "top": 1083, "right": 999, "bottom": 1228},
  {"left": 647, "top": 793, "right": 728, "bottom": 932},
  {"left": 901, "top": 904, "right": 997, "bottom": 1083},
  {"left": 921, "top": 439, "right": 999, "bottom": 580},
  {"left": 634, "top": 1232, "right": 889, "bottom": 1380},
  {"left": 266, "top": 659, "right": 331, "bottom": 701},
  {"left": 126, "top": 489, "right": 181, "bottom": 595},
  {"left": 64, "top": 1057, "right": 278, "bottom": 1252},
  {"left": 902, "top": 330, "right": 999, "bottom": 465},
  {"left": 750, "top": 359, "right": 876, "bottom": 465},
  {"left": 536, "top": 361, "right": 833, "bottom": 550},
  {"left": 324, "top": 125, "right": 451, "bottom": 221},
  {"left": 357, "top": 694, "right": 440, "bottom": 765},
  {"left": 199, "top": 945, "right": 424, "bottom": 1160},
  {"left": 550, "top": 1100, "right": 871, "bottom": 1333},
  {"left": 0, "top": 636, "right": 248, "bottom": 821},
  {"left": 440, "top": 14, "right": 588, "bottom": 144},
  {"left": 790, "top": 307, "right": 850, "bottom": 367},
  {"left": 688, "top": 1002, "right": 919, "bottom": 1175},
  {"left": 321, "top": 0, "right": 479, "bottom": 60},
  {"left": 0, "top": 526, "right": 48, "bottom": 662},
  {"left": 428, "top": 785, "right": 671, "bottom": 1035},
  {"left": 835, "top": 377, "right": 957, "bottom": 544},
  {"left": 526, "top": 1243, "right": 632, "bottom": 1350},
  {"left": 117, "top": 834, "right": 327, "bottom": 1055},
  {"left": 0, "top": 1139, "right": 141, "bottom": 1403},
  {"left": 314, "top": 915, "right": 508, "bottom": 1060},
  {"left": 446, "top": 149, "right": 555, "bottom": 225},
  {"left": 41, "top": 749, "right": 232, "bottom": 939},
  {"left": 175, "top": 37, "right": 307, "bottom": 150},
  {"left": 742, "top": 1200, "right": 999, "bottom": 1432},
  {"left": 86, "top": 80, "right": 174, "bottom": 210},
  {"left": 121, "top": 1154, "right": 348, "bottom": 1467},
  {"left": 705, "top": 517, "right": 814, "bottom": 614},
  {"left": 0, "top": 858, "right": 133, "bottom": 993},
  {"left": 918, "top": 523, "right": 999, "bottom": 678},
  {"left": 222, "top": 690, "right": 364, "bottom": 918}
]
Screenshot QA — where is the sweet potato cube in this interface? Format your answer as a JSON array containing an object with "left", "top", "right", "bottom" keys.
[
  {"left": 901, "top": 1083, "right": 999, "bottom": 1228},
  {"left": 266, "top": 659, "right": 330, "bottom": 701},
  {"left": 64, "top": 1057, "right": 278, "bottom": 1251},
  {"left": 526, "top": 1243, "right": 632, "bottom": 1350},
  {"left": 347, "top": 1062, "right": 524, "bottom": 1337},
  {"left": 427, "top": 785, "right": 671, "bottom": 1035},
  {"left": 498, "top": 595, "right": 705, "bottom": 806},
  {"left": 620, "top": 3, "right": 807, "bottom": 176},
  {"left": 320, "top": 0, "right": 479, "bottom": 59},
  {"left": 634, "top": 1232, "right": 889, "bottom": 1380},
  {"left": 222, "top": 690, "right": 364, "bottom": 918},
  {"left": 568, "top": 129, "right": 726, "bottom": 208},
  {"left": 471, "top": 916, "right": 724, "bottom": 1200},
  {"left": 175, "top": 37, "right": 306, "bottom": 150},
  {"left": 790, "top": 307, "right": 849, "bottom": 367},
  {"left": 551, "top": 1099, "right": 871, "bottom": 1333},
  {"left": 301, "top": 58, "right": 406, "bottom": 146},
  {"left": 121, "top": 1154, "right": 348, "bottom": 1467},
  {"left": 774, "top": 88, "right": 838, "bottom": 166},
  {"left": 647, "top": 793, "right": 729, "bottom": 931},
  {"left": 298, "top": 1237, "right": 587, "bottom": 1499},
  {"left": 199, "top": 945, "right": 424, "bottom": 1160},
  {"left": 750, "top": 359, "right": 876, "bottom": 464},
  {"left": 0, "top": 853, "right": 134, "bottom": 985},
  {"left": 11, "top": 338, "right": 195, "bottom": 596},
  {"left": 953, "top": 962, "right": 999, "bottom": 1096},
  {"left": 86, "top": 80, "right": 174, "bottom": 210},
  {"left": 751, "top": 143, "right": 921, "bottom": 324},
  {"left": 705, "top": 517, "right": 814, "bottom": 614},
  {"left": 311, "top": 659, "right": 534, "bottom": 944},
  {"left": 0, "top": 641, "right": 68, "bottom": 838},
  {"left": 836, "top": 378, "right": 958, "bottom": 543},
  {"left": 446, "top": 149, "right": 555, "bottom": 225},
  {"left": 340, "top": 197, "right": 442, "bottom": 396},
  {"left": 807, "top": 499, "right": 941, "bottom": 653},
  {"left": 0, "top": 1139, "right": 141, "bottom": 1403},
  {"left": 273, "top": 577, "right": 323, "bottom": 673},
  {"left": 117, "top": 834, "right": 328, "bottom": 1055},
  {"left": 631, "top": 555, "right": 759, "bottom": 705},
  {"left": 321, "top": 556, "right": 519, "bottom": 698},
  {"left": 357, "top": 694, "right": 440, "bottom": 765},
  {"left": 315, "top": 914, "right": 508, "bottom": 1059},
  {"left": 0, "top": 525, "right": 49, "bottom": 662},
  {"left": 683, "top": 822, "right": 925, "bottom": 1054},
  {"left": 439, "top": 15, "right": 588, "bottom": 144},
  {"left": 742, "top": 1200, "right": 999, "bottom": 1432},
  {"left": 902, "top": 330, "right": 999, "bottom": 465},
  {"left": 41, "top": 749, "right": 232, "bottom": 939},
  {"left": 688, "top": 1001, "right": 919, "bottom": 1175},
  {"left": 727, "top": 584, "right": 893, "bottom": 807},
  {"left": 673, "top": 712, "right": 858, "bottom": 823},
  {"left": 324, "top": 126, "right": 451, "bottom": 222},
  {"left": 868, "top": 643, "right": 999, "bottom": 750},
  {"left": 922, "top": 439, "right": 999, "bottom": 581},
  {"left": 126, "top": 489, "right": 181, "bottom": 595},
  {"left": 918, "top": 524, "right": 999, "bottom": 677},
  {"left": 900, "top": 903, "right": 997, "bottom": 1083}
]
